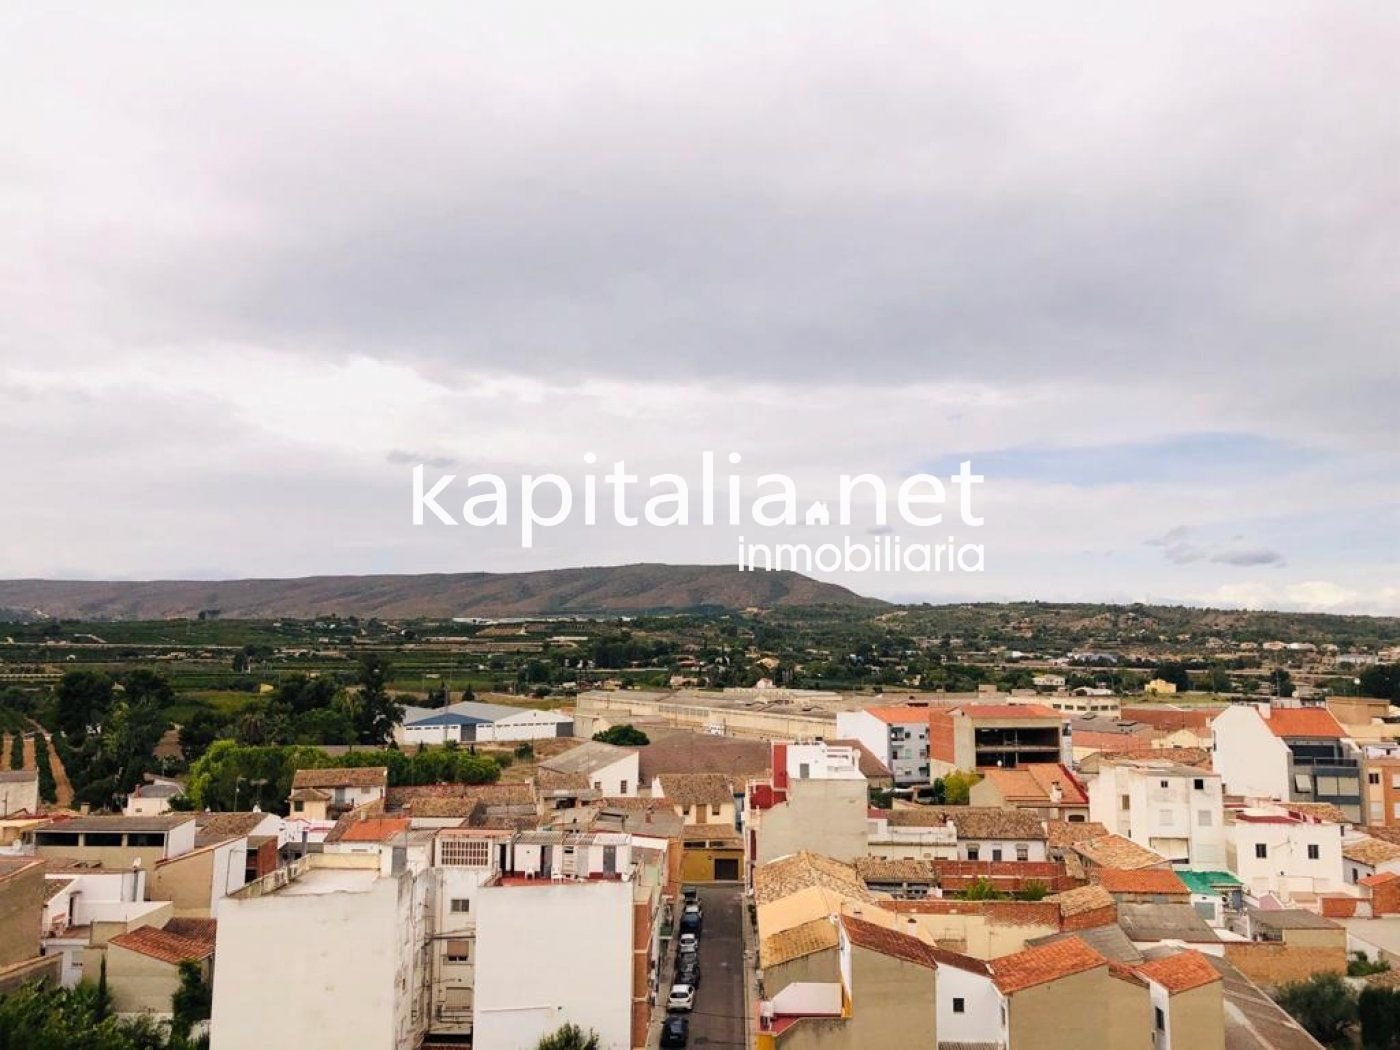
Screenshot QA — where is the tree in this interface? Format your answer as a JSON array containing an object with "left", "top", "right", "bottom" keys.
[
  {"left": 1152, "top": 662, "right": 1193, "bottom": 692},
  {"left": 942, "top": 770, "right": 980, "bottom": 806},
  {"left": 8, "top": 732, "right": 22, "bottom": 770},
  {"left": 179, "top": 709, "right": 232, "bottom": 763},
  {"left": 1361, "top": 665, "right": 1400, "bottom": 703},
  {"left": 1360, "top": 985, "right": 1400, "bottom": 1050},
  {"left": 352, "top": 655, "right": 403, "bottom": 745},
  {"left": 534, "top": 1023, "right": 601, "bottom": 1050},
  {"left": 962, "top": 877, "right": 1007, "bottom": 901},
  {"left": 54, "top": 670, "right": 115, "bottom": 741},
  {"left": 1274, "top": 972, "right": 1357, "bottom": 1048},
  {"left": 592, "top": 725, "right": 649, "bottom": 746},
  {"left": 170, "top": 960, "right": 212, "bottom": 1043}
]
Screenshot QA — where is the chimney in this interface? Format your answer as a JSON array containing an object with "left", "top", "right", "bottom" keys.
[
  {"left": 1049, "top": 782, "right": 1064, "bottom": 805},
  {"left": 79, "top": 803, "right": 90, "bottom": 816}
]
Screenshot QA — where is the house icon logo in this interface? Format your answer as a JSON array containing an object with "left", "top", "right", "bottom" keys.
[{"left": 804, "top": 501, "right": 830, "bottom": 526}]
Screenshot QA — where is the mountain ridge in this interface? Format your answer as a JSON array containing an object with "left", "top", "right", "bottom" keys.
[{"left": 0, "top": 564, "right": 883, "bottom": 620}]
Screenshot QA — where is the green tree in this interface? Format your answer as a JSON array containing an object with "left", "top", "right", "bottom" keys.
[
  {"left": 179, "top": 710, "right": 232, "bottom": 763},
  {"left": 942, "top": 770, "right": 980, "bottom": 806},
  {"left": 1274, "top": 972, "right": 1357, "bottom": 1048},
  {"left": 1360, "top": 665, "right": 1400, "bottom": 702},
  {"left": 54, "top": 670, "right": 115, "bottom": 741},
  {"left": 170, "top": 960, "right": 212, "bottom": 1043},
  {"left": 962, "top": 877, "right": 1007, "bottom": 901},
  {"left": 32, "top": 733, "right": 56, "bottom": 804},
  {"left": 8, "top": 732, "right": 22, "bottom": 770},
  {"left": 592, "top": 725, "right": 649, "bottom": 746},
  {"left": 1152, "top": 662, "right": 1193, "bottom": 692},
  {"left": 1360, "top": 984, "right": 1400, "bottom": 1049},
  {"left": 534, "top": 1023, "right": 601, "bottom": 1050},
  {"left": 1015, "top": 880, "right": 1049, "bottom": 901},
  {"left": 352, "top": 655, "right": 403, "bottom": 745}
]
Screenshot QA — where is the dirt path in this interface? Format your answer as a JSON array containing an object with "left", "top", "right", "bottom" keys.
[
  {"left": 45, "top": 734, "right": 74, "bottom": 808},
  {"left": 21, "top": 733, "right": 36, "bottom": 772}
]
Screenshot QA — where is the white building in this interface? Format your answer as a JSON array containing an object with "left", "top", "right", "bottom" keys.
[
  {"left": 474, "top": 878, "right": 636, "bottom": 1050},
  {"left": 1227, "top": 807, "right": 1347, "bottom": 902},
  {"left": 834, "top": 706, "right": 931, "bottom": 786},
  {"left": 211, "top": 854, "right": 431, "bottom": 1050},
  {"left": 395, "top": 700, "right": 574, "bottom": 747},
  {"left": 537, "top": 741, "right": 640, "bottom": 797},
  {"left": 1087, "top": 758, "right": 1226, "bottom": 867},
  {"left": 0, "top": 770, "right": 39, "bottom": 817},
  {"left": 1211, "top": 705, "right": 1362, "bottom": 821},
  {"left": 930, "top": 947, "right": 1004, "bottom": 1046}
]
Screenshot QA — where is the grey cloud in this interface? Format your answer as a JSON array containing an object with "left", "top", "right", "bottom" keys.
[{"left": 1211, "top": 548, "right": 1286, "bottom": 567}]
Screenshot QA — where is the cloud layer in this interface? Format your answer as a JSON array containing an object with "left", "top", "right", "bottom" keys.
[{"left": 0, "top": 4, "right": 1396, "bottom": 612}]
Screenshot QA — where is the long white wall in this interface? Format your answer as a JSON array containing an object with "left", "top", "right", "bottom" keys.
[{"left": 473, "top": 880, "right": 634, "bottom": 1050}]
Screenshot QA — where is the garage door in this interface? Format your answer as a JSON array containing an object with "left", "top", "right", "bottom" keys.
[{"left": 713, "top": 857, "right": 740, "bottom": 881}]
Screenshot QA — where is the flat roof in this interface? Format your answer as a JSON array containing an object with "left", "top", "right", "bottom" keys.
[
  {"left": 276, "top": 867, "right": 381, "bottom": 896},
  {"left": 35, "top": 815, "right": 194, "bottom": 834}
]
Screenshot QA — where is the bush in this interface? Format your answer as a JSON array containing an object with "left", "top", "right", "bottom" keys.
[
  {"left": 8, "top": 732, "right": 22, "bottom": 770},
  {"left": 592, "top": 725, "right": 649, "bottom": 746},
  {"left": 1350, "top": 952, "right": 1391, "bottom": 977},
  {"left": 1274, "top": 972, "right": 1357, "bottom": 1048},
  {"left": 1360, "top": 985, "right": 1400, "bottom": 1049},
  {"left": 32, "top": 733, "right": 57, "bottom": 804}
]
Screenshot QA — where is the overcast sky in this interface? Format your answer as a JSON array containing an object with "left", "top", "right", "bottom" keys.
[{"left": 1, "top": 3, "right": 1396, "bottom": 612}]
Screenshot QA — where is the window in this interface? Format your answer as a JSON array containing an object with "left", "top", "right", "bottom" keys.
[
  {"left": 1307, "top": 845, "right": 1320, "bottom": 860},
  {"left": 126, "top": 833, "right": 166, "bottom": 847},
  {"left": 711, "top": 804, "right": 723, "bottom": 817},
  {"left": 1160, "top": 780, "right": 1170, "bottom": 789},
  {"left": 1295, "top": 773, "right": 1313, "bottom": 793},
  {"left": 952, "top": 998, "right": 966, "bottom": 1014},
  {"left": 1015, "top": 844, "right": 1029, "bottom": 862},
  {"left": 1120, "top": 795, "right": 1131, "bottom": 811},
  {"left": 1197, "top": 810, "right": 1213, "bottom": 827},
  {"left": 1369, "top": 772, "right": 1381, "bottom": 786},
  {"left": 619, "top": 780, "right": 628, "bottom": 795},
  {"left": 1392, "top": 774, "right": 1400, "bottom": 790},
  {"left": 1068, "top": 813, "right": 1086, "bottom": 823},
  {"left": 84, "top": 833, "right": 123, "bottom": 847},
  {"left": 1193, "top": 778, "right": 1205, "bottom": 790},
  {"left": 966, "top": 846, "right": 979, "bottom": 861},
  {"left": 292, "top": 801, "right": 303, "bottom": 813},
  {"left": 1155, "top": 1007, "right": 1165, "bottom": 1031},
  {"left": 444, "top": 939, "right": 471, "bottom": 963},
  {"left": 450, "top": 898, "right": 471, "bottom": 913},
  {"left": 439, "top": 838, "right": 492, "bottom": 867},
  {"left": 1255, "top": 843, "right": 1268, "bottom": 859},
  {"left": 992, "top": 848, "right": 1003, "bottom": 862}
]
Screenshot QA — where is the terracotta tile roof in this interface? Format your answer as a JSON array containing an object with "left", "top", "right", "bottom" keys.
[
  {"left": 194, "top": 812, "right": 272, "bottom": 843},
  {"left": 164, "top": 917, "right": 218, "bottom": 943},
  {"left": 1053, "top": 884, "right": 1115, "bottom": 917},
  {"left": 1074, "top": 731, "right": 1164, "bottom": 752},
  {"left": 841, "top": 915, "right": 940, "bottom": 969},
  {"left": 1344, "top": 837, "right": 1400, "bottom": 867},
  {"left": 981, "top": 765, "right": 1087, "bottom": 806},
  {"left": 863, "top": 706, "right": 936, "bottom": 724},
  {"left": 656, "top": 773, "right": 733, "bottom": 808},
  {"left": 1046, "top": 820, "right": 1109, "bottom": 848},
  {"left": 760, "top": 917, "right": 840, "bottom": 967},
  {"left": 1119, "top": 707, "right": 1217, "bottom": 732},
  {"left": 1361, "top": 872, "right": 1400, "bottom": 887},
  {"left": 1072, "top": 834, "right": 1168, "bottom": 871},
  {"left": 1134, "top": 951, "right": 1222, "bottom": 994},
  {"left": 988, "top": 936, "right": 1106, "bottom": 994},
  {"left": 109, "top": 923, "right": 216, "bottom": 965},
  {"left": 1095, "top": 868, "right": 1189, "bottom": 895},
  {"left": 634, "top": 736, "right": 771, "bottom": 783},
  {"left": 42, "top": 877, "right": 74, "bottom": 902},
  {"left": 754, "top": 851, "right": 874, "bottom": 907},
  {"left": 885, "top": 806, "right": 1045, "bottom": 840},
  {"left": 337, "top": 817, "right": 411, "bottom": 843},
  {"left": 291, "top": 766, "right": 388, "bottom": 789},
  {"left": 1090, "top": 747, "right": 1212, "bottom": 770},
  {"left": 1287, "top": 802, "right": 1349, "bottom": 824},
  {"left": 853, "top": 857, "right": 938, "bottom": 883},
  {"left": 288, "top": 787, "right": 331, "bottom": 802},
  {"left": 956, "top": 704, "right": 1060, "bottom": 720},
  {"left": 386, "top": 783, "right": 536, "bottom": 810},
  {"left": 1264, "top": 709, "right": 1345, "bottom": 739}
]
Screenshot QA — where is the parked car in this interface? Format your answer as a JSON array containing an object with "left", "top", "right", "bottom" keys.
[
  {"left": 661, "top": 1015, "right": 690, "bottom": 1047},
  {"left": 667, "top": 984, "right": 696, "bottom": 1012},
  {"left": 681, "top": 885, "right": 699, "bottom": 905},
  {"left": 676, "top": 947, "right": 699, "bottom": 971},
  {"left": 677, "top": 957, "right": 701, "bottom": 987},
  {"left": 680, "top": 911, "right": 702, "bottom": 935},
  {"left": 678, "top": 932, "right": 699, "bottom": 954},
  {"left": 683, "top": 901, "right": 704, "bottom": 922}
]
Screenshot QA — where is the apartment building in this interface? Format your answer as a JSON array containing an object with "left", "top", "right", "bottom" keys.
[
  {"left": 1226, "top": 807, "right": 1346, "bottom": 900},
  {"left": 748, "top": 741, "right": 869, "bottom": 869},
  {"left": 1212, "top": 705, "right": 1362, "bottom": 821},
  {"left": 928, "top": 704, "right": 1067, "bottom": 775},
  {"left": 835, "top": 706, "right": 932, "bottom": 785},
  {"left": 1362, "top": 754, "right": 1400, "bottom": 829},
  {"left": 1087, "top": 758, "right": 1226, "bottom": 867}
]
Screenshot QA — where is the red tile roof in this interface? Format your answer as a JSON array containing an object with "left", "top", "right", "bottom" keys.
[
  {"left": 1361, "top": 872, "right": 1400, "bottom": 887},
  {"left": 989, "top": 936, "right": 1106, "bottom": 994},
  {"left": 982, "top": 765, "right": 1087, "bottom": 806},
  {"left": 840, "top": 915, "right": 941, "bottom": 970},
  {"left": 957, "top": 704, "right": 1060, "bottom": 720},
  {"left": 1264, "top": 709, "right": 1345, "bottom": 739},
  {"left": 1134, "top": 951, "right": 1222, "bottom": 994},
  {"left": 109, "top": 923, "right": 216, "bottom": 965},
  {"left": 1095, "top": 868, "right": 1189, "bottom": 895},
  {"left": 337, "top": 817, "right": 411, "bottom": 843},
  {"left": 863, "top": 706, "right": 934, "bottom": 724}
]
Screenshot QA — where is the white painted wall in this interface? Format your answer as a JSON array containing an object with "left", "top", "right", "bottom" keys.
[
  {"left": 1211, "top": 706, "right": 1290, "bottom": 799},
  {"left": 1228, "top": 817, "right": 1345, "bottom": 898},
  {"left": 835, "top": 711, "right": 891, "bottom": 768},
  {"left": 935, "top": 963, "right": 1004, "bottom": 1046},
  {"left": 211, "top": 869, "right": 424, "bottom": 1050},
  {"left": 1088, "top": 764, "right": 1226, "bottom": 867},
  {"left": 473, "top": 880, "right": 634, "bottom": 1050},
  {"left": 585, "top": 752, "right": 641, "bottom": 797}
]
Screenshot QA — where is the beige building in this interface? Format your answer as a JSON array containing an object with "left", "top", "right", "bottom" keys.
[
  {"left": 29, "top": 814, "right": 198, "bottom": 868},
  {"left": 105, "top": 918, "right": 216, "bottom": 1015},
  {"left": 749, "top": 742, "right": 869, "bottom": 870},
  {"left": 288, "top": 766, "right": 388, "bottom": 821},
  {"left": 0, "top": 856, "right": 47, "bottom": 971},
  {"left": 0, "top": 770, "right": 39, "bottom": 817}
]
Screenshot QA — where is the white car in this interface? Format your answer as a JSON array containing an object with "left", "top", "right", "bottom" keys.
[
  {"left": 678, "top": 932, "right": 699, "bottom": 953},
  {"left": 667, "top": 984, "right": 696, "bottom": 1012}
]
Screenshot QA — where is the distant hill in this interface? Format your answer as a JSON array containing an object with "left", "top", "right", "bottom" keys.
[{"left": 0, "top": 564, "right": 884, "bottom": 621}]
